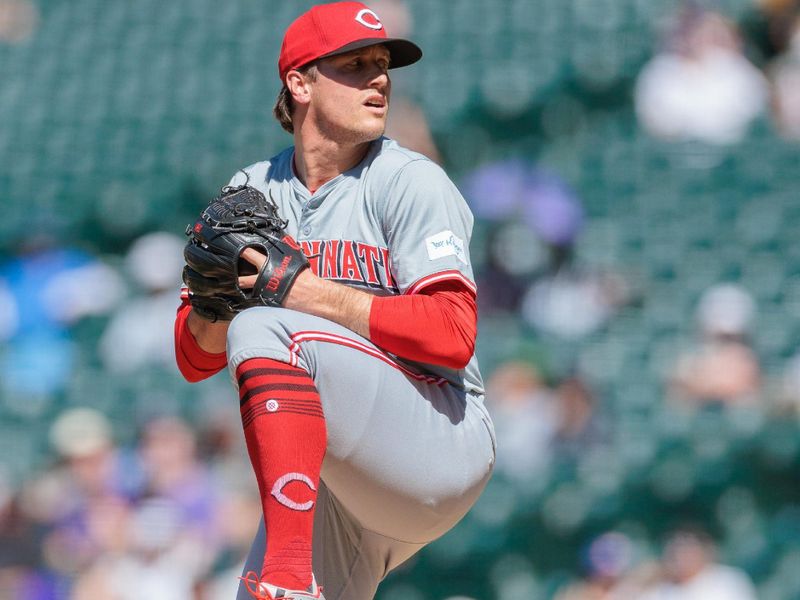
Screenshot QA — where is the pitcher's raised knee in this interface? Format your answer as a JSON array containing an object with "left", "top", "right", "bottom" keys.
[{"left": 227, "top": 307, "right": 301, "bottom": 372}]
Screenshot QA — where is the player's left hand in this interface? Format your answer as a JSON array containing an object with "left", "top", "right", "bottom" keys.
[
  {"left": 238, "top": 247, "right": 316, "bottom": 308},
  {"left": 183, "top": 184, "right": 310, "bottom": 321}
]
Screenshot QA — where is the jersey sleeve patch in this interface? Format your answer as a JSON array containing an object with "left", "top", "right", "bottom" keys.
[{"left": 425, "top": 230, "right": 466, "bottom": 264}]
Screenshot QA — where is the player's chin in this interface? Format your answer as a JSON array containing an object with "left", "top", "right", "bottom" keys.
[
  {"left": 365, "top": 116, "right": 388, "bottom": 137},
  {"left": 353, "top": 121, "right": 386, "bottom": 143}
]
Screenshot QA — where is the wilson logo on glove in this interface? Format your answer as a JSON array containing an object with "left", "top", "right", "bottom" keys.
[{"left": 267, "top": 255, "right": 294, "bottom": 292}]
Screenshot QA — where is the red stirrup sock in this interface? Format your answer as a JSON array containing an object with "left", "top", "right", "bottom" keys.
[{"left": 236, "top": 357, "right": 326, "bottom": 591}]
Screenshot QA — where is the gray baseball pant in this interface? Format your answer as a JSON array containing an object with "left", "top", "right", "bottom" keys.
[{"left": 225, "top": 307, "right": 495, "bottom": 600}]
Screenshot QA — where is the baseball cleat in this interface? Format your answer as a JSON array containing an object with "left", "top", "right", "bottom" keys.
[{"left": 240, "top": 571, "right": 325, "bottom": 600}]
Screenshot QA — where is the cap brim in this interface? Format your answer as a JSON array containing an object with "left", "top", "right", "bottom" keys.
[{"left": 319, "top": 37, "right": 423, "bottom": 69}]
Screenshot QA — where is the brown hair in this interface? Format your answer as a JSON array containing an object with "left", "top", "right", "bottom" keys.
[{"left": 273, "top": 64, "right": 318, "bottom": 134}]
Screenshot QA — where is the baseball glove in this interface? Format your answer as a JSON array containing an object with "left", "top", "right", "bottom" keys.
[{"left": 182, "top": 184, "right": 309, "bottom": 322}]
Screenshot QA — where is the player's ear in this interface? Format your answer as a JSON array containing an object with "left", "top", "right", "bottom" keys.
[{"left": 286, "top": 69, "right": 312, "bottom": 106}]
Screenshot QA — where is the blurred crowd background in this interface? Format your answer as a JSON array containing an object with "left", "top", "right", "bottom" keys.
[{"left": 1, "top": 0, "right": 800, "bottom": 598}]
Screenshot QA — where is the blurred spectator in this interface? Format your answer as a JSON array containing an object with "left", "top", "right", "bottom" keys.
[
  {"left": 21, "top": 409, "right": 138, "bottom": 579},
  {"left": 0, "top": 239, "right": 123, "bottom": 396},
  {"left": 0, "top": 478, "right": 36, "bottom": 567},
  {"left": 520, "top": 264, "right": 629, "bottom": 339},
  {"left": 138, "top": 416, "right": 218, "bottom": 542},
  {"left": 742, "top": 0, "right": 800, "bottom": 63},
  {"left": 71, "top": 497, "right": 207, "bottom": 600},
  {"left": 0, "top": 0, "right": 38, "bottom": 44},
  {"left": 776, "top": 349, "right": 800, "bottom": 413},
  {"left": 768, "top": 17, "right": 800, "bottom": 139},
  {"left": 635, "top": 7, "right": 768, "bottom": 145},
  {"left": 463, "top": 161, "right": 584, "bottom": 247},
  {"left": 486, "top": 360, "right": 559, "bottom": 483},
  {"left": 462, "top": 160, "right": 588, "bottom": 316},
  {"left": 385, "top": 96, "right": 442, "bottom": 163},
  {"left": 551, "top": 376, "right": 609, "bottom": 462},
  {"left": 463, "top": 159, "right": 628, "bottom": 335},
  {"left": 669, "top": 284, "right": 761, "bottom": 406},
  {"left": 29, "top": 412, "right": 224, "bottom": 597},
  {"left": 637, "top": 528, "right": 757, "bottom": 600},
  {"left": 0, "top": 469, "right": 53, "bottom": 598},
  {"left": 366, "top": 0, "right": 411, "bottom": 36},
  {"left": 195, "top": 404, "right": 255, "bottom": 495},
  {"left": 555, "top": 532, "right": 654, "bottom": 600},
  {"left": 47, "top": 407, "right": 122, "bottom": 499},
  {"left": 479, "top": 222, "right": 547, "bottom": 314},
  {"left": 2, "top": 404, "right": 262, "bottom": 599},
  {"left": 99, "top": 232, "right": 185, "bottom": 374}
]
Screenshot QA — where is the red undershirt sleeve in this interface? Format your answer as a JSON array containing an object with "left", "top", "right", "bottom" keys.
[
  {"left": 368, "top": 278, "right": 477, "bottom": 369},
  {"left": 174, "top": 301, "right": 228, "bottom": 382}
]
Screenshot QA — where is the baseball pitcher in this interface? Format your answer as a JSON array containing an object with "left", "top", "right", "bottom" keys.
[{"left": 174, "top": 3, "right": 495, "bottom": 599}]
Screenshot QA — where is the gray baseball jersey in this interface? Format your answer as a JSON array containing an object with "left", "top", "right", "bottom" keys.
[
  {"left": 228, "top": 136, "right": 485, "bottom": 396},
  {"left": 225, "top": 137, "right": 494, "bottom": 599}
]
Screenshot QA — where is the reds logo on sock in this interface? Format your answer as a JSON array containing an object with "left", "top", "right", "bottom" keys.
[{"left": 271, "top": 472, "right": 316, "bottom": 511}]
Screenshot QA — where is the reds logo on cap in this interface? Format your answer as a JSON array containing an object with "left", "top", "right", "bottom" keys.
[
  {"left": 278, "top": 1, "right": 422, "bottom": 81},
  {"left": 355, "top": 8, "right": 382, "bottom": 30}
]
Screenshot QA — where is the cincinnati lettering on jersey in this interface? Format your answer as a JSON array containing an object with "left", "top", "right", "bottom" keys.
[{"left": 299, "top": 240, "right": 398, "bottom": 292}]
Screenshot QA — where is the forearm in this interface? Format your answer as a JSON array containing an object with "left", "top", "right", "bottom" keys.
[
  {"left": 284, "top": 270, "right": 373, "bottom": 338},
  {"left": 284, "top": 271, "right": 476, "bottom": 368}
]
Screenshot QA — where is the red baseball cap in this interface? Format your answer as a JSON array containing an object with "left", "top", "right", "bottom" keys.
[{"left": 278, "top": 1, "right": 422, "bottom": 82}]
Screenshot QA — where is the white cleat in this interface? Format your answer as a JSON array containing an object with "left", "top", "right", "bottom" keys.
[{"left": 240, "top": 571, "right": 325, "bottom": 600}]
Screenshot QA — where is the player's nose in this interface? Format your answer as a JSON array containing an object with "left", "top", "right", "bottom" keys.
[
  {"left": 368, "top": 74, "right": 390, "bottom": 99},
  {"left": 366, "top": 64, "right": 390, "bottom": 90}
]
